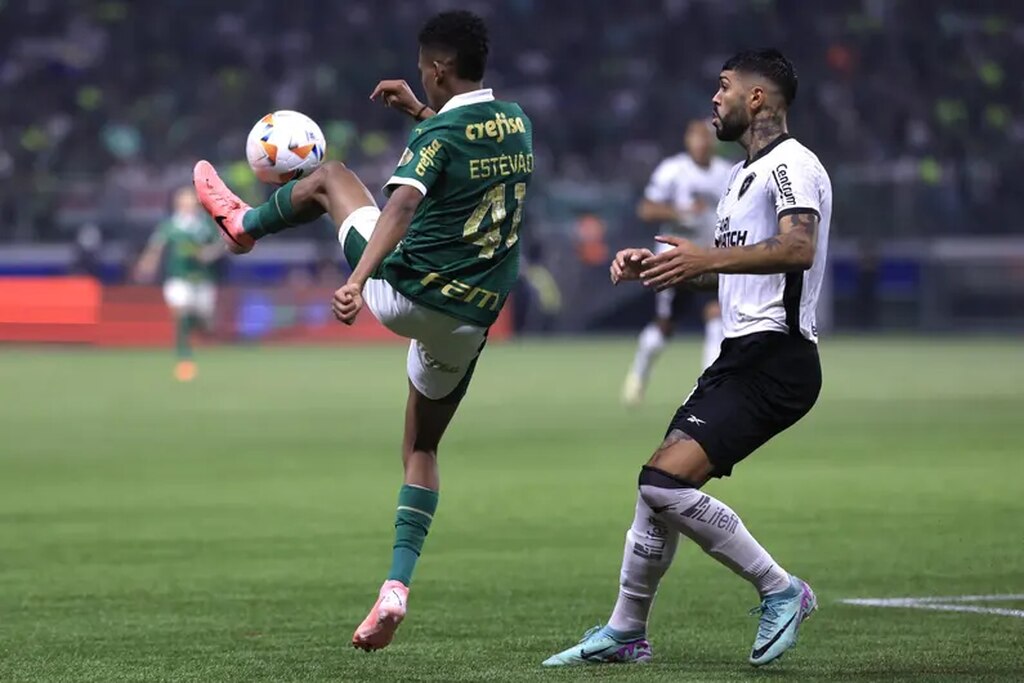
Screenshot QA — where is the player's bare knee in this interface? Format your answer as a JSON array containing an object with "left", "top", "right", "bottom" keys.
[
  {"left": 297, "top": 160, "right": 360, "bottom": 222},
  {"left": 305, "top": 160, "right": 346, "bottom": 196},
  {"left": 305, "top": 159, "right": 344, "bottom": 189},
  {"left": 646, "top": 429, "right": 713, "bottom": 484},
  {"left": 656, "top": 318, "right": 674, "bottom": 337},
  {"left": 318, "top": 159, "right": 349, "bottom": 182},
  {"left": 292, "top": 163, "right": 332, "bottom": 209},
  {"left": 649, "top": 428, "right": 695, "bottom": 461}
]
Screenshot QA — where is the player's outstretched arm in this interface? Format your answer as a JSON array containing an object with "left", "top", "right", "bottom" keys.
[
  {"left": 679, "top": 272, "right": 719, "bottom": 291},
  {"left": 133, "top": 231, "right": 166, "bottom": 283},
  {"left": 640, "top": 211, "right": 817, "bottom": 291},
  {"left": 332, "top": 186, "right": 424, "bottom": 325},
  {"left": 370, "top": 80, "right": 436, "bottom": 121},
  {"left": 637, "top": 198, "right": 708, "bottom": 227},
  {"left": 708, "top": 210, "right": 817, "bottom": 274},
  {"left": 610, "top": 248, "right": 655, "bottom": 284},
  {"left": 636, "top": 199, "right": 680, "bottom": 225}
]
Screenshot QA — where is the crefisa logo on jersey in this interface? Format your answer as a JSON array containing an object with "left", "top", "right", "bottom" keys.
[
  {"left": 738, "top": 172, "right": 756, "bottom": 198},
  {"left": 415, "top": 139, "right": 443, "bottom": 177}
]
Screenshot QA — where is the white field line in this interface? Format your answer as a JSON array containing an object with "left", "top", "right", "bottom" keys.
[{"left": 840, "top": 594, "right": 1024, "bottom": 619}]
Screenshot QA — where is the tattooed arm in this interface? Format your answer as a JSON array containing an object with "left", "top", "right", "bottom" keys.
[
  {"left": 707, "top": 210, "right": 818, "bottom": 274},
  {"left": 682, "top": 272, "right": 719, "bottom": 291},
  {"left": 640, "top": 211, "right": 818, "bottom": 291}
]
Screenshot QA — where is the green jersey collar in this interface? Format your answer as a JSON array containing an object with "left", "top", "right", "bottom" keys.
[{"left": 437, "top": 88, "right": 494, "bottom": 115}]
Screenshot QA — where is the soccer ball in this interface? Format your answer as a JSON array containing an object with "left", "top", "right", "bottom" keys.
[{"left": 245, "top": 110, "right": 326, "bottom": 185}]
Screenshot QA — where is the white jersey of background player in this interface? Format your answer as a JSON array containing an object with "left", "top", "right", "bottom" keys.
[{"left": 622, "top": 120, "right": 732, "bottom": 405}]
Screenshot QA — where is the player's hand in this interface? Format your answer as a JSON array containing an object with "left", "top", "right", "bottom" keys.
[
  {"left": 610, "top": 248, "right": 654, "bottom": 285},
  {"left": 133, "top": 258, "right": 157, "bottom": 284},
  {"left": 641, "top": 236, "right": 710, "bottom": 291},
  {"left": 370, "top": 80, "right": 428, "bottom": 119},
  {"left": 332, "top": 282, "right": 364, "bottom": 326}
]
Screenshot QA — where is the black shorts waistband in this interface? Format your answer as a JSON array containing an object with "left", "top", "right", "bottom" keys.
[{"left": 722, "top": 330, "right": 816, "bottom": 350}]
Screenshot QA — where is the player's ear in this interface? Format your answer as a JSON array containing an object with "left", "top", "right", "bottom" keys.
[
  {"left": 748, "top": 85, "right": 765, "bottom": 113},
  {"left": 431, "top": 60, "right": 446, "bottom": 86}
]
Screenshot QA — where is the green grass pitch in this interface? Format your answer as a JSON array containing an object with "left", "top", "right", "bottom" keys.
[{"left": 0, "top": 338, "right": 1021, "bottom": 682}]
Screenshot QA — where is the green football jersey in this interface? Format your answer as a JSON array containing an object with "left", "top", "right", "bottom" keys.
[
  {"left": 380, "top": 90, "right": 534, "bottom": 327},
  {"left": 156, "top": 214, "right": 219, "bottom": 282}
]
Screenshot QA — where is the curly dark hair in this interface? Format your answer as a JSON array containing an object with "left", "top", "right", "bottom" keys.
[
  {"left": 418, "top": 10, "right": 489, "bottom": 82},
  {"left": 722, "top": 49, "right": 798, "bottom": 106}
]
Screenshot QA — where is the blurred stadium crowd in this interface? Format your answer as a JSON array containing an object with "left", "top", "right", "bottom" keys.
[{"left": 2, "top": 0, "right": 1022, "bottom": 243}]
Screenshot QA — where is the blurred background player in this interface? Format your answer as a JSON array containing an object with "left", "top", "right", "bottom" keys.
[
  {"left": 192, "top": 10, "right": 532, "bottom": 652},
  {"left": 135, "top": 187, "right": 222, "bottom": 381},
  {"left": 622, "top": 120, "right": 732, "bottom": 405}
]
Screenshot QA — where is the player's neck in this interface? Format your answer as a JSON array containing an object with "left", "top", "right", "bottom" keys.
[
  {"left": 437, "top": 81, "right": 485, "bottom": 110},
  {"left": 741, "top": 111, "right": 787, "bottom": 161}
]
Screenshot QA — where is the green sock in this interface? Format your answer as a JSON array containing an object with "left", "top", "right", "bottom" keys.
[
  {"left": 387, "top": 484, "right": 439, "bottom": 586},
  {"left": 241, "top": 180, "right": 322, "bottom": 239},
  {"left": 175, "top": 315, "right": 193, "bottom": 359}
]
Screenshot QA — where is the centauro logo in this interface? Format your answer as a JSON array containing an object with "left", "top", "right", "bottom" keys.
[
  {"left": 420, "top": 272, "right": 501, "bottom": 311},
  {"left": 416, "top": 139, "right": 443, "bottom": 177},
  {"left": 465, "top": 113, "right": 526, "bottom": 143},
  {"left": 397, "top": 147, "right": 414, "bottom": 167},
  {"left": 772, "top": 164, "right": 795, "bottom": 205}
]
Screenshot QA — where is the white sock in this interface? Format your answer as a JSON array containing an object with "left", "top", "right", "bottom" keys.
[
  {"left": 607, "top": 492, "right": 679, "bottom": 635},
  {"left": 639, "top": 483, "right": 790, "bottom": 597},
  {"left": 631, "top": 323, "right": 667, "bottom": 382},
  {"left": 702, "top": 317, "right": 724, "bottom": 371}
]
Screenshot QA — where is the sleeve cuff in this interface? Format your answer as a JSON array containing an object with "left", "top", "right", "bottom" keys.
[
  {"left": 384, "top": 176, "right": 428, "bottom": 197},
  {"left": 777, "top": 207, "right": 821, "bottom": 219}
]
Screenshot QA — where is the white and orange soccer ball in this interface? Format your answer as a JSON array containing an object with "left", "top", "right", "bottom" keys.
[{"left": 245, "top": 110, "right": 326, "bottom": 185}]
